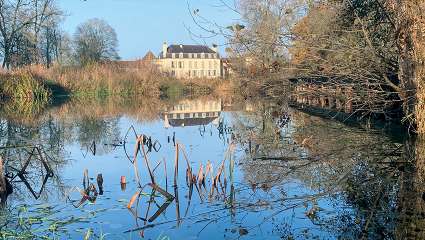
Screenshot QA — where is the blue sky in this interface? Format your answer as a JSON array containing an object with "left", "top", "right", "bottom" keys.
[{"left": 58, "top": 0, "right": 239, "bottom": 60}]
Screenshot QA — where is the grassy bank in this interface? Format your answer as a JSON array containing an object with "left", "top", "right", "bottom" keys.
[{"left": 0, "top": 70, "right": 52, "bottom": 120}]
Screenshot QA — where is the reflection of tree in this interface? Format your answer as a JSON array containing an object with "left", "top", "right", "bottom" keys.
[
  {"left": 231, "top": 100, "right": 422, "bottom": 239},
  {"left": 76, "top": 116, "right": 120, "bottom": 156},
  {"left": 395, "top": 139, "right": 425, "bottom": 239},
  {"left": 0, "top": 118, "right": 68, "bottom": 202}
]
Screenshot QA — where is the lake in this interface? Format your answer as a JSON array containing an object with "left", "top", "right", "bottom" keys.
[{"left": 0, "top": 95, "right": 423, "bottom": 239}]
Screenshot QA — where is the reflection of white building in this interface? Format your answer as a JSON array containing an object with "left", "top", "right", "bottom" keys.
[{"left": 163, "top": 99, "right": 222, "bottom": 128}]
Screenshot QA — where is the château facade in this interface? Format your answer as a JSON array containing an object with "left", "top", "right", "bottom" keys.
[{"left": 156, "top": 42, "right": 222, "bottom": 79}]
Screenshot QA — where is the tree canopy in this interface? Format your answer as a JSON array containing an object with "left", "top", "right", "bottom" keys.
[{"left": 73, "top": 18, "right": 120, "bottom": 65}]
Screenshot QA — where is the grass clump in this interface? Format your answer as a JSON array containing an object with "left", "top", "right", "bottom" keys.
[{"left": 0, "top": 71, "right": 51, "bottom": 102}]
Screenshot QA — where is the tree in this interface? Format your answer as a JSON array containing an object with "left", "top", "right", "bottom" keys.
[
  {"left": 0, "top": 0, "right": 63, "bottom": 68},
  {"left": 73, "top": 18, "right": 120, "bottom": 65},
  {"left": 394, "top": 0, "right": 425, "bottom": 134}
]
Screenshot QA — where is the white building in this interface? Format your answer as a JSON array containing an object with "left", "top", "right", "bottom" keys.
[{"left": 156, "top": 42, "right": 222, "bottom": 79}]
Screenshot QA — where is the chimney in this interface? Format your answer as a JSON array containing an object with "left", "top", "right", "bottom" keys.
[
  {"left": 162, "top": 42, "right": 168, "bottom": 58},
  {"left": 212, "top": 44, "right": 218, "bottom": 53}
]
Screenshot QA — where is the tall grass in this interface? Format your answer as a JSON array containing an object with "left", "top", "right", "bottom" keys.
[
  {"left": 0, "top": 70, "right": 51, "bottom": 102},
  {"left": 29, "top": 61, "right": 166, "bottom": 97},
  {"left": 0, "top": 71, "right": 51, "bottom": 123}
]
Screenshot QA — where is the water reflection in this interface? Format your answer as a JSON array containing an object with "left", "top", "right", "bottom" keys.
[
  {"left": 0, "top": 96, "right": 423, "bottom": 239},
  {"left": 163, "top": 98, "right": 222, "bottom": 128}
]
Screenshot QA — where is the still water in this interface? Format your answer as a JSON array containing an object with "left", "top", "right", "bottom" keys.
[{"left": 0, "top": 96, "right": 423, "bottom": 239}]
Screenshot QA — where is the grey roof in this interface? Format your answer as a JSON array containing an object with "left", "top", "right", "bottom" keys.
[
  {"left": 167, "top": 45, "right": 216, "bottom": 54},
  {"left": 168, "top": 117, "right": 218, "bottom": 127}
]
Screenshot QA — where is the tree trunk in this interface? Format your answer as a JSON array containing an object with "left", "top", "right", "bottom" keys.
[{"left": 397, "top": 0, "right": 425, "bottom": 134}]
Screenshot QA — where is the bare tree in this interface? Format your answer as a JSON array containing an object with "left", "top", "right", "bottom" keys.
[
  {"left": 73, "top": 18, "right": 120, "bottom": 65},
  {"left": 0, "top": 0, "right": 62, "bottom": 68}
]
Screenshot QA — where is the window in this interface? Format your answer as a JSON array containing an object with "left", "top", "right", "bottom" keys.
[
  {"left": 171, "top": 70, "right": 175, "bottom": 76},
  {"left": 188, "top": 71, "right": 191, "bottom": 77},
  {"left": 172, "top": 53, "right": 175, "bottom": 58},
  {"left": 189, "top": 61, "right": 192, "bottom": 68},
  {"left": 208, "top": 70, "right": 211, "bottom": 76},
  {"left": 194, "top": 62, "right": 198, "bottom": 69},
  {"left": 179, "top": 62, "right": 183, "bottom": 68},
  {"left": 213, "top": 70, "right": 216, "bottom": 76},
  {"left": 201, "top": 70, "right": 204, "bottom": 76},
  {"left": 179, "top": 53, "right": 183, "bottom": 58},
  {"left": 201, "top": 61, "right": 205, "bottom": 69},
  {"left": 193, "top": 70, "right": 196, "bottom": 77},
  {"left": 209, "top": 61, "right": 212, "bottom": 69},
  {"left": 171, "top": 61, "right": 175, "bottom": 68}
]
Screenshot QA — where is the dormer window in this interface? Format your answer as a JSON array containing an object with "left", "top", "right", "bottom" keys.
[
  {"left": 179, "top": 53, "right": 183, "bottom": 58},
  {"left": 172, "top": 53, "right": 175, "bottom": 58}
]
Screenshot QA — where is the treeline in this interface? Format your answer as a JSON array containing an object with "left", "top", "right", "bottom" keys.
[
  {"left": 0, "top": 0, "right": 120, "bottom": 68},
  {"left": 214, "top": 0, "right": 424, "bottom": 134}
]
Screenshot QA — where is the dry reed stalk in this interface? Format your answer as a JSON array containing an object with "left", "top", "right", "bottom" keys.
[
  {"left": 174, "top": 143, "right": 179, "bottom": 186},
  {"left": 197, "top": 164, "right": 205, "bottom": 187},
  {"left": 83, "top": 169, "right": 89, "bottom": 189},
  {"left": 186, "top": 168, "right": 192, "bottom": 186},
  {"left": 140, "top": 135, "right": 155, "bottom": 184},
  {"left": 174, "top": 185, "right": 181, "bottom": 226},
  {"left": 179, "top": 144, "right": 193, "bottom": 186},
  {"left": 124, "top": 125, "right": 138, "bottom": 163},
  {"left": 148, "top": 200, "right": 173, "bottom": 222},
  {"left": 127, "top": 191, "right": 141, "bottom": 209},
  {"left": 193, "top": 174, "right": 203, "bottom": 202},
  {"left": 205, "top": 160, "right": 213, "bottom": 184},
  {"left": 141, "top": 189, "right": 156, "bottom": 237},
  {"left": 148, "top": 183, "right": 174, "bottom": 201},
  {"left": 163, "top": 157, "right": 168, "bottom": 191},
  {"left": 152, "top": 160, "right": 162, "bottom": 173},
  {"left": 179, "top": 144, "right": 192, "bottom": 169},
  {"left": 133, "top": 136, "right": 142, "bottom": 186}
]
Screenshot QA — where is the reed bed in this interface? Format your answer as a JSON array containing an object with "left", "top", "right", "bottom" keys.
[{"left": 28, "top": 62, "right": 165, "bottom": 97}]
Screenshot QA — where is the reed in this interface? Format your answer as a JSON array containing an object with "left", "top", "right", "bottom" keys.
[
  {"left": 0, "top": 70, "right": 51, "bottom": 101},
  {"left": 28, "top": 62, "right": 165, "bottom": 97},
  {"left": 174, "top": 143, "right": 179, "bottom": 186}
]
